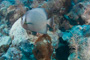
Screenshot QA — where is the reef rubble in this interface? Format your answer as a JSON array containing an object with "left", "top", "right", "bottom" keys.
[{"left": 0, "top": 0, "right": 90, "bottom": 60}]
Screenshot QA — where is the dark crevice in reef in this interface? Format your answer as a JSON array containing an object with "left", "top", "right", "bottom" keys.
[
  {"left": 64, "top": 15, "right": 85, "bottom": 26},
  {"left": 56, "top": 37, "right": 70, "bottom": 60},
  {"left": 59, "top": 27, "right": 66, "bottom": 32},
  {"left": 78, "top": 16, "right": 85, "bottom": 25}
]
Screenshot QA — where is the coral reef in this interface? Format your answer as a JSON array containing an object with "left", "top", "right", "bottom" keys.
[
  {"left": 0, "top": 0, "right": 90, "bottom": 60},
  {"left": 62, "top": 25, "right": 90, "bottom": 60},
  {"left": 19, "top": 40, "right": 36, "bottom": 60},
  {"left": 2, "top": 47, "right": 22, "bottom": 60},
  {"left": 0, "top": 19, "right": 9, "bottom": 36},
  {"left": 6, "top": 5, "right": 27, "bottom": 25},
  {"left": 9, "top": 17, "right": 38, "bottom": 45},
  {"left": 65, "top": 1, "right": 90, "bottom": 25},
  {"left": 0, "top": 1, "right": 12, "bottom": 19},
  {"left": 9, "top": 15, "right": 60, "bottom": 60},
  {"left": 0, "top": 36, "right": 11, "bottom": 54}
]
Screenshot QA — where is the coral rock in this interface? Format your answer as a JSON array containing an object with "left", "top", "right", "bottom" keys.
[
  {"left": 6, "top": 5, "right": 27, "bottom": 25},
  {"left": 9, "top": 18, "right": 29, "bottom": 45},
  {"left": 2, "top": 47, "right": 22, "bottom": 60},
  {"left": 0, "top": 36, "right": 11, "bottom": 54},
  {"left": 62, "top": 25, "right": 90, "bottom": 60}
]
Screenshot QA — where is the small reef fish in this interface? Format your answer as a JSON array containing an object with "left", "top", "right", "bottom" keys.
[{"left": 21, "top": 8, "right": 54, "bottom": 34}]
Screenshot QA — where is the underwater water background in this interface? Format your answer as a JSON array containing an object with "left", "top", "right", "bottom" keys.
[{"left": 0, "top": 0, "right": 90, "bottom": 60}]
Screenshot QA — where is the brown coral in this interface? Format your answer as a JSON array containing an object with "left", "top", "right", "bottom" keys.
[{"left": 33, "top": 34, "right": 53, "bottom": 60}]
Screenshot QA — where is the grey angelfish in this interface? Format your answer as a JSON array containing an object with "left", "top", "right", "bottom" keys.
[{"left": 21, "top": 8, "right": 54, "bottom": 34}]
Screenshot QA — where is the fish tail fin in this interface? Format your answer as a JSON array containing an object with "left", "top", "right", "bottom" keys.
[{"left": 47, "top": 17, "right": 54, "bottom": 28}]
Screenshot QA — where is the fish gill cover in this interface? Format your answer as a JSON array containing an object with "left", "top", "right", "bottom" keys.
[{"left": 0, "top": 0, "right": 90, "bottom": 60}]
